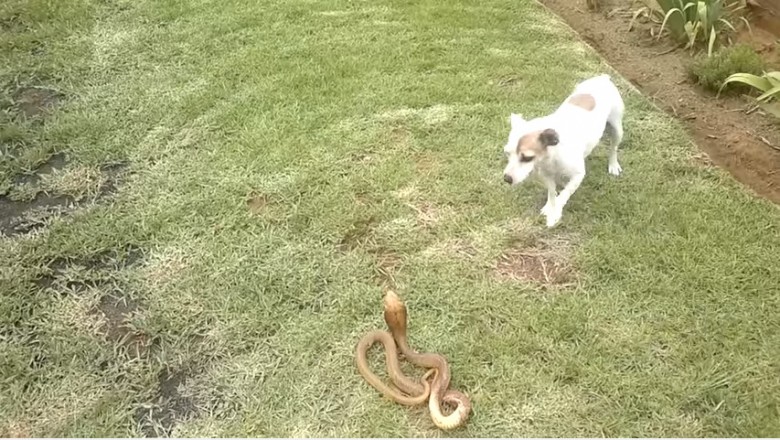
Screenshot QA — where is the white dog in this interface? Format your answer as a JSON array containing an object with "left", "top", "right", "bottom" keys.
[{"left": 502, "top": 74, "right": 625, "bottom": 228}]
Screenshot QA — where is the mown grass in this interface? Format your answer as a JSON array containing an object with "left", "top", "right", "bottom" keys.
[{"left": 2, "top": 0, "right": 780, "bottom": 437}]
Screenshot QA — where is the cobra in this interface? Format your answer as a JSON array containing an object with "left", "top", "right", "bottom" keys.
[{"left": 355, "top": 290, "right": 472, "bottom": 430}]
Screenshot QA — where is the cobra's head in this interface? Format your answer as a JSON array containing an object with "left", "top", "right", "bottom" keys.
[{"left": 383, "top": 290, "right": 408, "bottom": 335}]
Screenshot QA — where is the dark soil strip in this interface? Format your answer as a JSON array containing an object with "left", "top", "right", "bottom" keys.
[
  {"left": 135, "top": 369, "right": 197, "bottom": 437},
  {"left": 0, "top": 194, "right": 75, "bottom": 236},
  {"left": 540, "top": 0, "right": 780, "bottom": 204},
  {"left": 13, "top": 153, "right": 67, "bottom": 186},
  {"left": 34, "top": 245, "right": 145, "bottom": 294},
  {"left": 0, "top": 159, "right": 130, "bottom": 237}
]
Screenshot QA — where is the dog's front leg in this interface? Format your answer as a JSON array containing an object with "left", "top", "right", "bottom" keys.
[
  {"left": 540, "top": 176, "right": 557, "bottom": 217},
  {"left": 545, "top": 172, "right": 585, "bottom": 228}
]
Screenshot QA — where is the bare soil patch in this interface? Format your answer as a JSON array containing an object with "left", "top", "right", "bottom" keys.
[
  {"left": 35, "top": 244, "right": 144, "bottom": 292},
  {"left": 12, "top": 86, "right": 63, "bottom": 119},
  {"left": 493, "top": 238, "right": 575, "bottom": 286},
  {"left": 413, "top": 151, "right": 440, "bottom": 176},
  {"left": 0, "top": 80, "right": 129, "bottom": 237},
  {"left": 92, "top": 291, "right": 158, "bottom": 359},
  {"left": 0, "top": 193, "right": 75, "bottom": 237},
  {"left": 406, "top": 200, "right": 444, "bottom": 228},
  {"left": 540, "top": 0, "right": 780, "bottom": 204},
  {"left": 337, "top": 215, "right": 377, "bottom": 251},
  {"left": 13, "top": 153, "right": 67, "bottom": 186},
  {"left": 135, "top": 368, "right": 197, "bottom": 437},
  {"left": 0, "top": 155, "right": 129, "bottom": 237},
  {"left": 98, "top": 161, "right": 129, "bottom": 197},
  {"left": 245, "top": 191, "right": 270, "bottom": 215},
  {"left": 372, "top": 246, "right": 403, "bottom": 287},
  {"left": 0, "top": 421, "right": 31, "bottom": 438},
  {"left": 335, "top": 216, "right": 405, "bottom": 287}
]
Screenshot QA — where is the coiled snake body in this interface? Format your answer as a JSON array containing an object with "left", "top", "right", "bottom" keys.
[{"left": 355, "top": 290, "right": 472, "bottom": 430}]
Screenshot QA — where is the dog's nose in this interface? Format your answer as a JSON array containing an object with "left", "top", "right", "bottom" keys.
[{"left": 503, "top": 174, "right": 513, "bottom": 184}]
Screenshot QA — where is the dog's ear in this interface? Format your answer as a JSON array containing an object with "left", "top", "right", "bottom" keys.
[
  {"left": 509, "top": 113, "right": 525, "bottom": 128},
  {"left": 539, "top": 128, "right": 559, "bottom": 147}
]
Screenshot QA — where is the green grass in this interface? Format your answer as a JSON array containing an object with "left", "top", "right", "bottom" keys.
[{"left": 2, "top": 0, "right": 780, "bottom": 437}]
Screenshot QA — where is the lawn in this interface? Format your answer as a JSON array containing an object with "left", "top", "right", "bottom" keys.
[{"left": 2, "top": 0, "right": 780, "bottom": 437}]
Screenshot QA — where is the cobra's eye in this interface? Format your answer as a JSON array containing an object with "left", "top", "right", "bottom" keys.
[{"left": 519, "top": 154, "right": 535, "bottom": 163}]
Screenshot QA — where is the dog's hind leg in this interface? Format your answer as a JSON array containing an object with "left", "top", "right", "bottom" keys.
[{"left": 605, "top": 115, "right": 623, "bottom": 176}]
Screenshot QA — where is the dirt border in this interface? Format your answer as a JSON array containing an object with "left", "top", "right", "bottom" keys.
[{"left": 539, "top": 0, "right": 780, "bottom": 204}]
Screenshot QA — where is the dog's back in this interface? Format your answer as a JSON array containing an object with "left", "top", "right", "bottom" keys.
[
  {"left": 562, "top": 74, "right": 622, "bottom": 118},
  {"left": 553, "top": 74, "right": 624, "bottom": 155}
]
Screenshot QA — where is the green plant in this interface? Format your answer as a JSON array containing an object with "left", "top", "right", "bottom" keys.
[
  {"left": 721, "top": 71, "right": 780, "bottom": 100},
  {"left": 688, "top": 44, "right": 765, "bottom": 92},
  {"left": 655, "top": 0, "right": 747, "bottom": 55},
  {"left": 719, "top": 71, "right": 780, "bottom": 117}
]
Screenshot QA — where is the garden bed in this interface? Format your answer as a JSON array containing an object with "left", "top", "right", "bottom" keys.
[{"left": 540, "top": 0, "right": 780, "bottom": 204}]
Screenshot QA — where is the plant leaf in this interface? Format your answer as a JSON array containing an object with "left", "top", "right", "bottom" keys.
[
  {"left": 718, "top": 73, "right": 771, "bottom": 97},
  {"left": 756, "top": 84, "right": 780, "bottom": 102},
  {"left": 764, "top": 71, "right": 780, "bottom": 83},
  {"left": 658, "top": 4, "right": 687, "bottom": 40},
  {"left": 718, "top": 17, "right": 736, "bottom": 31},
  {"left": 698, "top": 1, "right": 710, "bottom": 32},
  {"left": 707, "top": 25, "right": 717, "bottom": 56}
]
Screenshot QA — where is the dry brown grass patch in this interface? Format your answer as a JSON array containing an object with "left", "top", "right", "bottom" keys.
[
  {"left": 413, "top": 151, "right": 439, "bottom": 176},
  {"left": 691, "top": 152, "right": 715, "bottom": 168},
  {"left": 144, "top": 247, "right": 189, "bottom": 289},
  {"left": 372, "top": 247, "right": 403, "bottom": 288},
  {"left": 422, "top": 238, "right": 478, "bottom": 260},
  {"left": 493, "top": 237, "right": 576, "bottom": 287},
  {"left": 0, "top": 421, "right": 32, "bottom": 438},
  {"left": 246, "top": 191, "right": 269, "bottom": 215},
  {"left": 92, "top": 293, "right": 154, "bottom": 358},
  {"left": 393, "top": 185, "right": 453, "bottom": 229},
  {"left": 389, "top": 125, "right": 411, "bottom": 146},
  {"left": 338, "top": 216, "right": 377, "bottom": 251},
  {"left": 406, "top": 200, "right": 441, "bottom": 228}
]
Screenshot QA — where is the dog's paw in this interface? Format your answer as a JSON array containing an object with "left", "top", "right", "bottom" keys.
[
  {"left": 545, "top": 209, "right": 562, "bottom": 228},
  {"left": 608, "top": 161, "right": 622, "bottom": 176}
]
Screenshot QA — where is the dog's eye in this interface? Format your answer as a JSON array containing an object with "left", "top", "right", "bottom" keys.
[{"left": 519, "top": 154, "right": 534, "bottom": 162}]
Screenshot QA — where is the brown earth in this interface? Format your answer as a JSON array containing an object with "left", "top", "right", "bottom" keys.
[
  {"left": 12, "top": 86, "right": 62, "bottom": 119},
  {"left": 540, "top": 0, "right": 780, "bottom": 204},
  {"left": 492, "top": 229, "right": 577, "bottom": 287},
  {"left": 135, "top": 368, "right": 197, "bottom": 437},
  {"left": 494, "top": 248, "right": 573, "bottom": 286},
  {"left": 749, "top": 0, "right": 780, "bottom": 36}
]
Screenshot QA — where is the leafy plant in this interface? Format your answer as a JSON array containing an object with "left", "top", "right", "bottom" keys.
[
  {"left": 654, "top": 0, "right": 747, "bottom": 55},
  {"left": 688, "top": 44, "right": 765, "bottom": 92},
  {"left": 719, "top": 71, "right": 780, "bottom": 117},
  {"left": 720, "top": 71, "right": 780, "bottom": 100}
]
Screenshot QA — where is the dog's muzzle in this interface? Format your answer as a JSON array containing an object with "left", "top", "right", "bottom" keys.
[{"left": 503, "top": 174, "right": 513, "bottom": 185}]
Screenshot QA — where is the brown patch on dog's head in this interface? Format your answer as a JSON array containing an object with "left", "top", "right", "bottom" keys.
[
  {"left": 516, "top": 128, "right": 560, "bottom": 162},
  {"left": 567, "top": 93, "right": 596, "bottom": 111}
]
